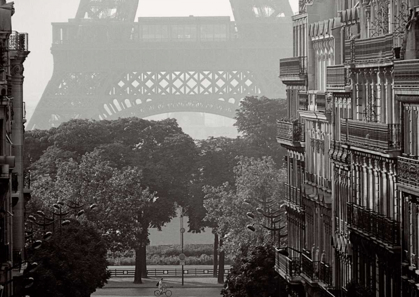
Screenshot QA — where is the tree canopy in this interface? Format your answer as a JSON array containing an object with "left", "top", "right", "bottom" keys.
[
  {"left": 221, "top": 244, "right": 286, "bottom": 297},
  {"left": 26, "top": 219, "right": 109, "bottom": 297},
  {"left": 203, "top": 156, "right": 287, "bottom": 257},
  {"left": 234, "top": 96, "right": 287, "bottom": 165},
  {"left": 25, "top": 117, "right": 199, "bottom": 283}
]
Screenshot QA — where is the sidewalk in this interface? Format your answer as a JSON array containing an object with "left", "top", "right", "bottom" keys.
[{"left": 104, "top": 276, "right": 224, "bottom": 289}]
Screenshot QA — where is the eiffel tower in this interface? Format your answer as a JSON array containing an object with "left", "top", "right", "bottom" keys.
[{"left": 28, "top": 0, "right": 293, "bottom": 129}]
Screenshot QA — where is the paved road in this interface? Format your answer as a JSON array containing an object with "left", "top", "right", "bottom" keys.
[
  {"left": 92, "top": 275, "right": 224, "bottom": 297},
  {"left": 93, "top": 287, "right": 222, "bottom": 297}
]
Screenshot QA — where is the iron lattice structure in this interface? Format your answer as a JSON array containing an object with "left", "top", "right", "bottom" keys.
[{"left": 28, "top": 0, "right": 293, "bottom": 129}]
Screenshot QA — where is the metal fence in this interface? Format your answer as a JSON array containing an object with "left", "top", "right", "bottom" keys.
[{"left": 109, "top": 268, "right": 230, "bottom": 278}]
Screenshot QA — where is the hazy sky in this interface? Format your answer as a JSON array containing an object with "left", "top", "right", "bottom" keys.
[{"left": 10, "top": 0, "right": 298, "bottom": 122}]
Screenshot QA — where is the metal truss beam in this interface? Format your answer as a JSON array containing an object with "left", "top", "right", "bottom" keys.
[{"left": 28, "top": 0, "right": 293, "bottom": 129}]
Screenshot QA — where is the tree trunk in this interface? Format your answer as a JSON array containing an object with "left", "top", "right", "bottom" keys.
[
  {"left": 213, "top": 232, "right": 218, "bottom": 277},
  {"left": 141, "top": 244, "right": 147, "bottom": 278},
  {"left": 134, "top": 248, "right": 142, "bottom": 284},
  {"left": 218, "top": 238, "right": 225, "bottom": 284}
]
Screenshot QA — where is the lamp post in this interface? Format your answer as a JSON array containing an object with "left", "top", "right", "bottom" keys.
[
  {"left": 246, "top": 205, "right": 287, "bottom": 246},
  {"left": 180, "top": 207, "right": 185, "bottom": 286}
]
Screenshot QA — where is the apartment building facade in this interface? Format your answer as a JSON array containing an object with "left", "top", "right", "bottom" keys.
[
  {"left": 277, "top": 0, "right": 419, "bottom": 296},
  {"left": 0, "top": 1, "right": 30, "bottom": 296}
]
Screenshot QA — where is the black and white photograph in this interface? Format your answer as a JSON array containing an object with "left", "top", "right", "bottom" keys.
[{"left": 1, "top": 0, "right": 419, "bottom": 296}]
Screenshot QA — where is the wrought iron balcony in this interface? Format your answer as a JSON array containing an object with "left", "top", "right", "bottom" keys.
[
  {"left": 347, "top": 202, "right": 400, "bottom": 247},
  {"left": 277, "top": 119, "right": 305, "bottom": 146},
  {"left": 318, "top": 261, "right": 333, "bottom": 286},
  {"left": 340, "top": 119, "right": 401, "bottom": 152},
  {"left": 398, "top": 156, "right": 419, "bottom": 189},
  {"left": 301, "top": 253, "right": 318, "bottom": 282},
  {"left": 279, "top": 56, "right": 307, "bottom": 83},
  {"left": 8, "top": 31, "right": 29, "bottom": 52},
  {"left": 275, "top": 247, "right": 301, "bottom": 283},
  {"left": 327, "top": 65, "right": 349, "bottom": 91},
  {"left": 344, "top": 33, "right": 394, "bottom": 65},
  {"left": 394, "top": 59, "right": 419, "bottom": 89}
]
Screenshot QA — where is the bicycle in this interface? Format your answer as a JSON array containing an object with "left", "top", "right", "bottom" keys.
[{"left": 154, "top": 286, "right": 172, "bottom": 296}]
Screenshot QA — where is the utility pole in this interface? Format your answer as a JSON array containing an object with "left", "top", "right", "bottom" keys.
[{"left": 180, "top": 208, "right": 185, "bottom": 286}]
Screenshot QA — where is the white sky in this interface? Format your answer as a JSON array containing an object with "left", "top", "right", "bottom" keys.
[{"left": 10, "top": 0, "right": 299, "bottom": 122}]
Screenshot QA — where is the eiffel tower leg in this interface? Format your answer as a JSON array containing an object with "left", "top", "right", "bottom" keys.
[{"left": 28, "top": 70, "right": 121, "bottom": 129}]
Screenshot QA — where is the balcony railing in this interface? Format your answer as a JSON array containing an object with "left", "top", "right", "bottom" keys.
[
  {"left": 318, "top": 261, "right": 333, "bottom": 286},
  {"left": 279, "top": 56, "right": 307, "bottom": 81},
  {"left": 285, "top": 183, "right": 302, "bottom": 206},
  {"left": 330, "top": 141, "right": 350, "bottom": 164},
  {"left": 344, "top": 33, "right": 394, "bottom": 65},
  {"left": 341, "top": 119, "right": 401, "bottom": 151},
  {"left": 301, "top": 253, "right": 318, "bottom": 282},
  {"left": 8, "top": 31, "right": 29, "bottom": 52},
  {"left": 277, "top": 119, "right": 305, "bottom": 146},
  {"left": 398, "top": 156, "right": 419, "bottom": 189},
  {"left": 275, "top": 247, "right": 301, "bottom": 282},
  {"left": 327, "top": 65, "right": 349, "bottom": 90},
  {"left": 347, "top": 202, "right": 400, "bottom": 246}
]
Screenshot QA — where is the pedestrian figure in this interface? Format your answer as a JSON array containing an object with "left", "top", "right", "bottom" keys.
[{"left": 157, "top": 277, "right": 164, "bottom": 294}]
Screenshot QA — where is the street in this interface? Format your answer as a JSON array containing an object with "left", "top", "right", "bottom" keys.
[
  {"left": 92, "top": 276, "right": 224, "bottom": 297},
  {"left": 93, "top": 287, "right": 222, "bottom": 297}
]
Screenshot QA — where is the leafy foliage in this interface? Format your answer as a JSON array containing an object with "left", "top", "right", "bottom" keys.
[
  {"left": 26, "top": 117, "right": 199, "bottom": 283},
  {"left": 27, "top": 219, "right": 109, "bottom": 297},
  {"left": 234, "top": 96, "right": 287, "bottom": 165},
  {"left": 221, "top": 244, "right": 285, "bottom": 297},
  {"left": 203, "top": 157, "right": 286, "bottom": 257}
]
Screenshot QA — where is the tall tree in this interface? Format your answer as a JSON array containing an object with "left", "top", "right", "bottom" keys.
[
  {"left": 30, "top": 151, "right": 167, "bottom": 284},
  {"left": 234, "top": 96, "right": 287, "bottom": 165},
  {"left": 27, "top": 117, "right": 199, "bottom": 283},
  {"left": 203, "top": 156, "right": 287, "bottom": 282}
]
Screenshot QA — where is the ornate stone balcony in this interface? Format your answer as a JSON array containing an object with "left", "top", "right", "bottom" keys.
[
  {"left": 329, "top": 141, "right": 350, "bottom": 164},
  {"left": 344, "top": 33, "right": 394, "bottom": 65},
  {"left": 327, "top": 65, "right": 350, "bottom": 91},
  {"left": 275, "top": 247, "right": 301, "bottom": 283},
  {"left": 277, "top": 119, "right": 305, "bottom": 147},
  {"left": 397, "top": 156, "right": 419, "bottom": 189},
  {"left": 279, "top": 56, "right": 307, "bottom": 84},
  {"left": 347, "top": 202, "right": 400, "bottom": 247},
  {"left": 340, "top": 119, "right": 401, "bottom": 152}
]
